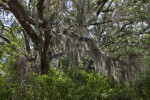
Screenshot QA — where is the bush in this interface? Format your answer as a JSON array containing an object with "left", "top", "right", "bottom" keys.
[
  {"left": 0, "top": 68, "right": 148, "bottom": 100},
  {"left": 0, "top": 77, "right": 12, "bottom": 100}
]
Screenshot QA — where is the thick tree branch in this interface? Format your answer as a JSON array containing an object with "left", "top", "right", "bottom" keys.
[
  {"left": 90, "top": 17, "right": 134, "bottom": 25},
  {"left": 1, "top": 0, "right": 45, "bottom": 28},
  {"left": 8, "top": 2, "right": 43, "bottom": 47},
  {"left": 10, "top": 0, "right": 37, "bottom": 26},
  {"left": 97, "top": 0, "right": 108, "bottom": 16},
  {"left": 101, "top": 9, "right": 113, "bottom": 12},
  {"left": 37, "top": 0, "right": 45, "bottom": 20}
]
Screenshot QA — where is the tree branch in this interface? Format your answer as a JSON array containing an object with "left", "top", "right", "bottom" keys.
[
  {"left": 52, "top": 52, "right": 67, "bottom": 59},
  {"left": 90, "top": 17, "right": 134, "bottom": 25},
  {"left": 101, "top": 9, "right": 113, "bottom": 12},
  {"left": 10, "top": 0, "right": 37, "bottom": 26},
  {"left": 22, "top": 29, "right": 31, "bottom": 54},
  {"left": 0, "top": 34, "right": 10, "bottom": 44},
  {"left": 3, "top": 0, "right": 45, "bottom": 28},
  {"left": 97, "top": 0, "right": 108, "bottom": 16},
  {"left": 37, "top": 0, "right": 45, "bottom": 20},
  {"left": 8, "top": 2, "right": 43, "bottom": 47},
  {"left": 84, "top": 59, "right": 94, "bottom": 71},
  {"left": 0, "top": 2, "right": 10, "bottom": 10},
  {"left": 90, "top": 20, "right": 112, "bottom": 25}
]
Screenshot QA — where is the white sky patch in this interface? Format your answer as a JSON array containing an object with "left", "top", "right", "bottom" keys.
[{"left": 0, "top": 10, "right": 16, "bottom": 27}]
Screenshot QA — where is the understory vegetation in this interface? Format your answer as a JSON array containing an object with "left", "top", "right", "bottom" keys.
[{"left": 0, "top": 65, "right": 150, "bottom": 100}]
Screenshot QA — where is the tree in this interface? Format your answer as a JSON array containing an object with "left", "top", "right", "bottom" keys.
[{"left": 0, "top": 0, "right": 149, "bottom": 81}]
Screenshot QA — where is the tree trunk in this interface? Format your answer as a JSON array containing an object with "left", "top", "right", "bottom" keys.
[
  {"left": 40, "top": 49, "right": 52, "bottom": 75},
  {"left": 40, "top": 51, "right": 49, "bottom": 75}
]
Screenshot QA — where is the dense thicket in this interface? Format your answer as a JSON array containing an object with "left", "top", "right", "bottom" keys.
[{"left": 1, "top": 67, "right": 150, "bottom": 100}]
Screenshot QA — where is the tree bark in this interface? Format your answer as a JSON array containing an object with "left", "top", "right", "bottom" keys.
[{"left": 40, "top": 51, "right": 50, "bottom": 75}]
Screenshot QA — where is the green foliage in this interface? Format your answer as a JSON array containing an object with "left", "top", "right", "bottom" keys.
[
  {"left": 0, "top": 77, "right": 12, "bottom": 99},
  {"left": 108, "top": 84, "right": 138, "bottom": 100},
  {"left": 135, "top": 69, "right": 150, "bottom": 100},
  {"left": 1, "top": 67, "right": 148, "bottom": 100}
]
